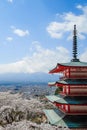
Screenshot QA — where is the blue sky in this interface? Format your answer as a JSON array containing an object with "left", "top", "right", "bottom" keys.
[{"left": 0, "top": 0, "right": 87, "bottom": 73}]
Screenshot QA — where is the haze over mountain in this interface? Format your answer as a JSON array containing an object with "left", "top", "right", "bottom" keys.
[{"left": 0, "top": 72, "right": 59, "bottom": 84}]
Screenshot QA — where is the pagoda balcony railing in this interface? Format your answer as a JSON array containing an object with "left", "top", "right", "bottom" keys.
[
  {"left": 59, "top": 76, "right": 87, "bottom": 80},
  {"left": 68, "top": 94, "right": 87, "bottom": 96},
  {"left": 58, "top": 108, "right": 83, "bottom": 115},
  {"left": 61, "top": 93, "right": 87, "bottom": 96},
  {"left": 59, "top": 107, "right": 87, "bottom": 115}
]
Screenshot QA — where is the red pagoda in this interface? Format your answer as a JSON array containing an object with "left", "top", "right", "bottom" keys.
[{"left": 44, "top": 25, "right": 87, "bottom": 129}]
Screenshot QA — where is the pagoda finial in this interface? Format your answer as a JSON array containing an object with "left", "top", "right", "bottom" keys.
[{"left": 71, "top": 25, "right": 79, "bottom": 62}]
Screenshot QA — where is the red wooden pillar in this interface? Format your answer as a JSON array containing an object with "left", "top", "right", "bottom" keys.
[
  {"left": 68, "top": 85, "right": 70, "bottom": 95},
  {"left": 68, "top": 105, "right": 70, "bottom": 113}
]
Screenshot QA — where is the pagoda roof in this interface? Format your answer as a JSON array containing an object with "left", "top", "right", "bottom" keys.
[
  {"left": 58, "top": 79, "right": 87, "bottom": 85},
  {"left": 44, "top": 109, "right": 87, "bottom": 128},
  {"left": 48, "top": 79, "right": 87, "bottom": 86},
  {"left": 59, "top": 61, "right": 87, "bottom": 67},
  {"left": 49, "top": 61, "right": 87, "bottom": 73},
  {"left": 46, "top": 95, "right": 87, "bottom": 104},
  {"left": 46, "top": 95, "right": 61, "bottom": 102},
  {"left": 44, "top": 109, "right": 66, "bottom": 126},
  {"left": 43, "top": 109, "right": 65, "bottom": 125}
]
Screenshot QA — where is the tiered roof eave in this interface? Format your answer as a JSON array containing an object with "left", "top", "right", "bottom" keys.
[
  {"left": 49, "top": 61, "right": 87, "bottom": 74},
  {"left": 46, "top": 95, "right": 87, "bottom": 105},
  {"left": 48, "top": 79, "right": 87, "bottom": 87}
]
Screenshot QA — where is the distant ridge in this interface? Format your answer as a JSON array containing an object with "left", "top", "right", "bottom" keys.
[{"left": 0, "top": 72, "right": 58, "bottom": 84}]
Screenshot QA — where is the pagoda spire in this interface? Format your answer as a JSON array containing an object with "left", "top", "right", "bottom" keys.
[{"left": 71, "top": 25, "right": 79, "bottom": 62}]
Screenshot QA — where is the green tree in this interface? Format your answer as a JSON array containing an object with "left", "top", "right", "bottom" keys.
[{"left": 55, "top": 87, "right": 62, "bottom": 95}]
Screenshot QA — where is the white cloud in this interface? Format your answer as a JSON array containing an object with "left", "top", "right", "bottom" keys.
[
  {"left": 47, "top": 22, "right": 66, "bottom": 39},
  {"left": 0, "top": 43, "right": 70, "bottom": 74},
  {"left": 14, "top": 29, "right": 29, "bottom": 37},
  {"left": 1, "top": 41, "right": 87, "bottom": 74},
  {"left": 6, "top": 37, "right": 13, "bottom": 41},
  {"left": 7, "top": 0, "right": 13, "bottom": 3},
  {"left": 11, "top": 26, "right": 29, "bottom": 37},
  {"left": 47, "top": 5, "right": 87, "bottom": 40},
  {"left": 80, "top": 49, "right": 87, "bottom": 62}
]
